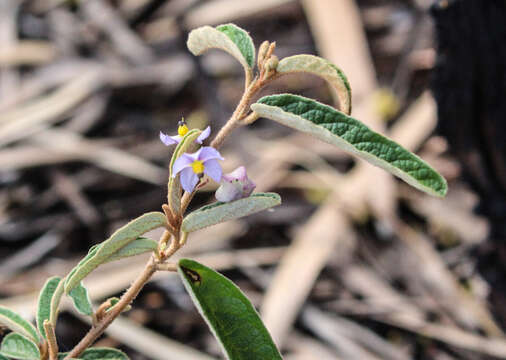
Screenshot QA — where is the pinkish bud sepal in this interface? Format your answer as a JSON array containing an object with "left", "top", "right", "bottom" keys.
[{"left": 215, "top": 166, "right": 256, "bottom": 202}]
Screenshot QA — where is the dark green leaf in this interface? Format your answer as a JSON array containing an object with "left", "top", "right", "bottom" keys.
[
  {"left": 58, "top": 348, "right": 129, "bottom": 360},
  {"left": 0, "top": 306, "right": 39, "bottom": 344},
  {"left": 178, "top": 259, "right": 282, "bottom": 360},
  {"left": 252, "top": 94, "right": 447, "bottom": 197},
  {"left": 36, "top": 276, "right": 62, "bottom": 339},
  {"left": 0, "top": 333, "right": 40, "bottom": 360},
  {"left": 216, "top": 24, "right": 255, "bottom": 68},
  {"left": 181, "top": 193, "right": 281, "bottom": 232}
]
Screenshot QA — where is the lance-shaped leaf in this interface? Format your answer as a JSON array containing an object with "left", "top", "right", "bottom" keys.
[
  {"left": 276, "top": 54, "right": 352, "bottom": 115},
  {"left": 178, "top": 259, "right": 282, "bottom": 360},
  {"left": 58, "top": 348, "right": 129, "bottom": 360},
  {"left": 0, "top": 306, "right": 40, "bottom": 344},
  {"left": 65, "top": 212, "right": 167, "bottom": 293},
  {"left": 69, "top": 282, "right": 93, "bottom": 316},
  {"left": 182, "top": 193, "right": 281, "bottom": 232},
  {"left": 36, "top": 276, "right": 63, "bottom": 339},
  {"left": 168, "top": 129, "right": 202, "bottom": 216},
  {"left": 252, "top": 94, "right": 447, "bottom": 197},
  {"left": 105, "top": 237, "right": 158, "bottom": 263},
  {"left": 187, "top": 24, "right": 255, "bottom": 77},
  {"left": 0, "top": 333, "right": 40, "bottom": 360}
]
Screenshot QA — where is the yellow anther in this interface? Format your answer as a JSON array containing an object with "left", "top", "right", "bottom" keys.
[
  {"left": 178, "top": 124, "right": 189, "bottom": 136},
  {"left": 191, "top": 160, "right": 204, "bottom": 174}
]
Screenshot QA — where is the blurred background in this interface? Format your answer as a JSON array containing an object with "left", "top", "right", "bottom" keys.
[{"left": 1, "top": 0, "right": 506, "bottom": 359}]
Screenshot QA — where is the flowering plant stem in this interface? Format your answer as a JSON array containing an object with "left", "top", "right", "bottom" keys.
[{"left": 63, "top": 70, "right": 271, "bottom": 360}]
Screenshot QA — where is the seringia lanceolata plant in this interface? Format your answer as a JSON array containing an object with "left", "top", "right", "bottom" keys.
[{"left": 0, "top": 23, "right": 447, "bottom": 360}]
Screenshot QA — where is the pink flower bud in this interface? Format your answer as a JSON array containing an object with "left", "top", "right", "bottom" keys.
[{"left": 215, "top": 166, "right": 256, "bottom": 202}]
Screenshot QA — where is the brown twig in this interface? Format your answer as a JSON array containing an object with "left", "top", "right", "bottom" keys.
[{"left": 43, "top": 321, "right": 58, "bottom": 360}]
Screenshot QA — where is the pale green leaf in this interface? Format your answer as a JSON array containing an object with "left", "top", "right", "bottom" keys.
[
  {"left": 251, "top": 94, "right": 447, "bottom": 197},
  {"left": 36, "top": 276, "right": 62, "bottom": 339},
  {"left": 0, "top": 333, "right": 40, "bottom": 360},
  {"left": 178, "top": 259, "right": 282, "bottom": 360},
  {"left": 105, "top": 237, "right": 158, "bottom": 262},
  {"left": 64, "top": 212, "right": 167, "bottom": 293},
  {"left": 0, "top": 306, "right": 39, "bottom": 344},
  {"left": 69, "top": 282, "right": 93, "bottom": 316},
  {"left": 182, "top": 193, "right": 281, "bottom": 232},
  {"left": 168, "top": 129, "right": 202, "bottom": 216},
  {"left": 187, "top": 24, "right": 254, "bottom": 75},
  {"left": 276, "top": 54, "right": 352, "bottom": 115}
]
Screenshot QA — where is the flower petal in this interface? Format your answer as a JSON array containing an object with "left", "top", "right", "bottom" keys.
[
  {"left": 203, "top": 159, "right": 222, "bottom": 183},
  {"left": 160, "top": 131, "right": 179, "bottom": 146},
  {"left": 198, "top": 146, "right": 224, "bottom": 162},
  {"left": 196, "top": 126, "right": 211, "bottom": 144},
  {"left": 223, "top": 166, "right": 247, "bottom": 182},
  {"left": 180, "top": 168, "right": 199, "bottom": 193},
  {"left": 172, "top": 153, "right": 194, "bottom": 177}
]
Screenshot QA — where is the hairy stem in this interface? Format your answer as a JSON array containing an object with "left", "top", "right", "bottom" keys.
[
  {"left": 64, "top": 258, "right": 157, "bottom": 359},
  {"left": 43, "top": 321, "right": 58, "bottom": 360}
]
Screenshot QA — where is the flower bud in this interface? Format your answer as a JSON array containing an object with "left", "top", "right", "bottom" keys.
[{"left": 215, "top": 166, "right": 256, "bottom": 202}]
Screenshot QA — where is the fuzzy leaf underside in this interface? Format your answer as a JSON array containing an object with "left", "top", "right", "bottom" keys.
[
  {"left": 0, "top": 306, "right": 39, "bottom": 344},
  {"left": 276, "top": 54, "right": 352, "bottom": 115},
  {"left": 58, "top": 347, "right": 129, "bottom": 360},
  {"left": 0, "top": 333, "right": 40, "bottom": 360},
  {"left": 36, "top": 276, "right": 62, "bottom": 339},
  {"left": 69, "top": 282, "right": 93, "bottom": 316},
  {"left": 251, "top": 94, "right": 447, "bottom": 197},
  {"left": 181, "top": 193, "right": 281, "bottom": 232},
  {"left": 187, "top": 24, "right": 255, "bottom": 73},
  {"left": 178, "top": 259, "right": 282, "bottom": 360},
  {"left": 168, "top": 129, "right": 202, "bottom": 216},
  {"left": 64, "top": 212, "right": 166, "bottom": 293}
]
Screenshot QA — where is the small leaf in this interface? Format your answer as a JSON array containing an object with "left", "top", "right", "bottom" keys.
[
  {"left": 69, "top": 282, "right": 93, "bottom": 316},
  {"left": 187, "top": 24, "right": 255, "bottom": 75},
  {"left": 105, "top": 237, "right": 158, "bottom": 262},
  {"left": 181, "top": 193, "right": 281, "bottom": 232},
  {"left": 36, "top": 276, "right": 62, "bottom": 339},
  {"left": 0, "top": 333, "right": 40, "bottom": 360},
  {"left": 0, "top": 306, "right": 40, "bottom": 344},
  {"left": 216, "top": 24, "right": 255, "bottom": 68},
  {"left": 168, "top": 129, "right": 202, "bottom": 216},
  {"left": 65, "top": 212, "right": 166, "bottom": 293},
  {"left": 276, "top": 54, "right": 352, "bottom": 115},
  {"left": 252, "top": 94, "right": 447, "bottom": 197},
  {"left": 178, "top": 259, "right": 282, "bottom": 360}
]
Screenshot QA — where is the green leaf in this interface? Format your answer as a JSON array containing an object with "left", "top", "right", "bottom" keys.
[
  {"left": 0, "top": 333, "right": 40, "bottom": 360},
  {"left": 58, "top": 348, "right": 129, "bottom": 360},
  {"left": 178, "top": 259, "right": 282, "bottom": 360},
  {"left": 0, "top": 354, "right": 10, "bottom": 360},
  {"left": 105, "top": 237, "right": 158, "bottom": 262},
  {"left": 36, "top": 276, "right": 62, "bottom": 339},
  {"left": 65, "top": 212, "right": 167, "bottom": 293},
  {"left": 252, "top": 94, "right": 447, "bottom": 197},
  {"left": 216, "top": 24, "right": 255, "bottom": 69},
  {"left": 276, "top": 54, "right": 352, "bottom": 115},
  {"left": 181, "top": 193, "right": 281, "bottom": 232},
  {"left": 187, "top": 24, "right": 255, "bottom": 75},
  {"left": 0, "top": 306, "right": 40, "bottom": 344},
  {"left": 69, "top": 282, "right": 93, "bottom": 316},
  {"left": 168, "top": 129, "right": 202, "bottom": 216}
]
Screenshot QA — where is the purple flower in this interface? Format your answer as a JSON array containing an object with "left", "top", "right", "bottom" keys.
[
  {"left": 172, "top": 146, "right": 224, "bottom": 193},
  {"left": 215, "top": 166, "right": 256, "bottom": 202},
  {"left": 160, "top": 124, "right": 211, "bottom": 146}
]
